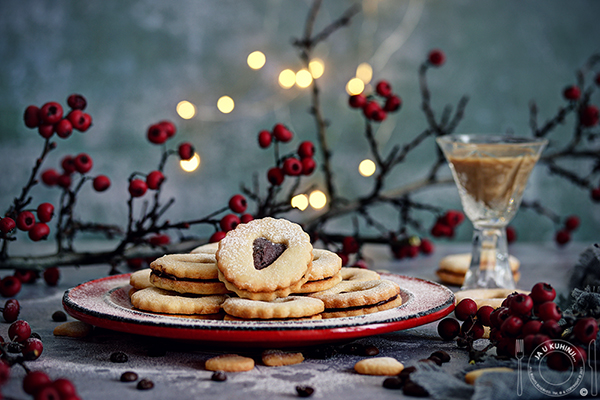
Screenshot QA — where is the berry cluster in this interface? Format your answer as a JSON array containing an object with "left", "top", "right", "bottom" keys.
[
  {"left": 0, "top": 202, "right": 55, "bottom": 243},
  {"left": 430, "top": 210, "right": 465, "bottom": 239},
  {"left": 24, "top": 94, "right": 92, "bottom": 139},
  {"left": 348, "top": 80, "right": 402, "bottom": 123},
  {"left": 22, "top": 371, "right": 81, "bottom": 400},
  {"left": 41, "top": 153, "right": 106, "bottom": 191},
  {"left": 391, "top": 237, "right": 434, "bottom": 260},
  {"left": 0, "top": 267, "right": 59, "bottom": 299},
  {"left": 554, "top": 215, "right": 580, "bottom": 246},
  {"left": 208, "top": 194, "right": 253, "bottom": 243}
]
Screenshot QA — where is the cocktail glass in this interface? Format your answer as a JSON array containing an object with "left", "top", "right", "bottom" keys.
[{"left": 436, "top": 134, "right": 548, "bottom": 289}]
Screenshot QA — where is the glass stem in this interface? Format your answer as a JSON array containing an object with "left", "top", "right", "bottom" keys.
[{"left": 462, "top": 225, "right": 515, "bottom": 290}]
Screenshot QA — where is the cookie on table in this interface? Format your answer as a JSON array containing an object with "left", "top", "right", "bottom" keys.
[
  {"left": 436, "top": 253, "right": 520, "bottom": 286},
  {"left": 216, "top": 217, "right": 313, "bottom": 301},
  {"left": 354, "top": 357, "right": 404, "bottom": 376},
  {"left": 205, "top": 354, "right": 255, "bottom": 372},
  {"left": 262, "top": 350, "right": 304, "bottom": 366},
  {"left": 130, "top": 286, "right": 227, "bottom": 315},
  {"left": 295, "top": 249, "right": 343, "bottom": 294}
]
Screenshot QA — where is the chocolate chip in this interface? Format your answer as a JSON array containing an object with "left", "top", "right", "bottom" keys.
[
  {"left": 211, "top": 371, "right": 227, "bottom": 382},
  {"left": 136, "top": 379, "right": 154, "bottom": 390},
  {"left": 120, "top": 371, "right": 138, "bottom": 382},
  {"left": 110, "top": 351, "right": 128, "bottom": 363},
  {"left": 296, "top": 385, "right": 315, "bottom": 397},
  {"left": 403, "top": 381, "right": 429, "bottom": 397},
  {"left": 52, "top": 311, "right": 67, "bottom": 322},
  {"left": 427, "top": 355, "right": 442, "bottom": 366},
  {"left": 430, "top": 350, "right": 450, "bottom": 363},
  {"left": 383, "top": 376, "right": 404, "bottom": 389}
]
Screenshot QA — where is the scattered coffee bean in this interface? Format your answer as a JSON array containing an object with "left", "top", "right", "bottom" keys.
[
  {"left": 427, "top": 355, "right": 442, "bottom": 366},
  {"left": 136, "top": 379, "right": 154, "bottom": 390},
  {"left": 418, "top": 358, "right": 437, "bottom": 366},
  {"left": 362, "top": 345, "right": 380, "bottom": 356},
  {"left": 120, "top": 371, "right": 138, "bottom": 382},
  {"left": 403, "top": 381, "right": 429, "bottom": 397},
  {"left": 399, "top": 366, "right": 417, "bottom": 380},
  {"left": 110, "top": 351, "right": 129, "bottom": 363},
  {"left": 30, "top": 332, "right": 42, "bottom": 340},
  {"left": 382, "top": 376, "right": 404, "bottom": 390},
  {"left": 211, "top": 371, "right": 227, "bottom": 382},
  {"left": 429, "top": 350, "right": 450, "bottom": 363},
  {"left": 52, "top": 311, "right": 67, "bottom": 322},
  {"left": 296, "top": 385, "right": 315, "bottom": 397}
]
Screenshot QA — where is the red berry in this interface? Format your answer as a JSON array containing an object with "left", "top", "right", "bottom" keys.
[
  {"left": 431, "top": 222, "right": 453, "bottom": 238},
  {"left": 461, "top": 319, "right": 485, "bottom": 339},
  {"left": 24, "top": 105, "right": 41, "bottom": 128},
  {"left": 362, "top": 101, "right": 381, "bottom": 120},
  {"left": 506, "top": 226, "right": 517, "bottom": 243},
  {"left": 258, "top": 130, "right": 272, "bottom": 148},
  {"left": 592, "top": 188, "right": 600, "bottom": 202},
  {"left": 349, "top": 94, "right": 367, "bottom": 108},
  {"left": 442, "top": 210, "right": 464, "bottom": 227},
  {"left": 538, "top": 301, "right": 562, "bottom": 321},
  {"left": 490, "top": 307, "right": 511, "bottom": 329},
  {"left": 55, "top": 118, "right": 73, "bottom": 139},
  {"left": 0, "top": 276, "right": 22, "bottom": 298},
  {"left": 43, "top": 267, "right": 60, "bottom": 286},
  {"left": 16, "top": 211, "right": 36, "bottom": 231},
  {"left": 129, "top": 179, "right": 148, "bottom": 197},
  {"left": 336, "top": 252, "right": 349, "bottom": 267},
  {"left": 57, "top": 174, "right": 72, "bottom": 188},
  {"left": 547, "top": 350, "right": 570, "bottom": 371},
  {"left": 52, "top": 378, "right": 77, "bottom": 399},
  {"left": 158, "top": 120, "right": 176, "bottom": 138},
  {"left": 297, "top": 141, "right": 315, "bottom": 159},
  {"left": 41, "top": 169, "right": 60, "bottom": 186},
  {"left": 37, "top": 203, "right": 54, "bottom": 223},
  {"left": 228, "top": 194, "right": 247, "bottom": 214},
  {"left": 522, "top": 320, "right": 542, "bottom": 336},
  {"left": 500, "top": 315, "right": 523, "bottom": 337},
  {"left": 67, "top": 94, "right": 87, "bottom": 110},
  {"left": 530, "top": 283, "right": 556, "bottom": 304},
  {"left": 178, "top": 142, "right": 195, "bottom": 160},
  {"left": 283, "top": 158, "right": 302, "bottom": 176},
  {"left": 93, "top": 175, "right": 111, "bottom": 192},
  {"left": 454, "top": 298, "right": 477, "bottom": 321},
  {"left": 38, "top": 124, "right": 54, "bottom": 139},
  {"left": 272, "top": 124, "right": 293, "bottom": 142},
  {"left": 14, "top": 270, "right": 37, "bottom": 284},
  {"left": 28, "top": 223, "right": 50, "bottom": 241},
  {"left": 581, "top": 105, "right": 599, "bottom": 127},
  {"left": 146, "top": 171, "right": 165, "bottom": 190},
  {"left": 564, "top": 215, "right": 580, "bottom": 231},
  {"left": 2, "top": 299, "right": 20, "bottom": 322},
  {"left": 301, "top": 157, "right": 316, "bottom": 175},
  {"left": 0, "top": 217, "right": 16, "bottom": 234},
  {"left": 220, "top": 214, "right": 241, "bottom": 232},
  {"left": 148, "top": 234, "right": 170, "bottom": 246},
  {"left": 375, "top": 80, "right": 392, "bottom": 98},
  {"left": 509, "top": 293, "right": 533, "bottom": 316},
  {"left": 240, "top": 214, "right": 254, "bottom": 224},
  {"left": 22, "top": 337, "right": 44, "bottom": 360},
  {"left": 39, "top": 102, "right": 63, "bottom": 125},
  {"left": 541, "top": 319, "right": 563, "bottom": 338},
  {"left": 563, "top": 85, "right": 581, "bottom": 101},
  {"left": 147, "top": 123, "right": 168, "bottom": 144},
  {"left": 428, "top": 49, "right": 446, "bottom": 66},
  {"left": 476, "top": 305, "right": 494, "bottom": 327},
  {"left": 419, "top": 238, "right": 434, "bottom": 255},
  {"left": 342, "top": 236, "right": 359, "bottom": 254},
  {"left": 23, "top": 371, "right": 52, "bottom": 395},
  {"left": 437, "top": 317, "right": 460, "bottom": 340},
  {"left": 555, "top": 229, "right": 570, "bottom": 245},
  {"left": 371, "top": 109, "right": 387, "bottom": 122},
  {"left": 67, "top": 110, "right": 92, "bottom": 132},
  {"left": 383, "top": 95, "right": 402, "bottom": 112},
  {"left": 209, "top": 231, "right": 227, "bottom": 243},
  {"left": 8, "top": 319, "right": 31, "bottom": 342},
  {"left": 61, "top": 155, "right": 75, "bottom": 174},
  {"left": 267, "top": 167, "right": 285, "bottom": 186},
  {"left": 0, "top": 361, "right": 9, "bottom": 385},
  {"left": 573, "top": 317, "right": 598, "bottom": 344},
  {"left": 34, "top": 385, "right": 61, "bottom": 400}
]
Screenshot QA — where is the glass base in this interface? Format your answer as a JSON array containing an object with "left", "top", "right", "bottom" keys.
[{"left": 461, "top": 226, "right": 515, "bottom": 290}]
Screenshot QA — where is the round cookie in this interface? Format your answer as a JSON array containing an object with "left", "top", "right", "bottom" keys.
[
  {"left": 295, "top": 272, "right": 342, "bottom": 294},
  {"left": 306, "top": 249, "right": 342, "bottom": 281},
  {"left": 262, "top": 350, "right": 304, "bottom": 367},
  {"left": 340, "top": 267, "right": 381, "bottom": 282},
  {"left": 309, "top": 279, "right": 400, "bottom": 309},
  {"left": 130, "top": 287, "right": 228, "bottom": 315},
  {"left": 222, "top": 296, "right": 324, "bottom": 320},
  {"left": 354, "top": 357, "right": 404, "bottom": 376},
  {"left": 190, "top": 242, "right": 219, "bottom": 255},
  {"left": 150, "top": 274, "right": 230, "bottom": 295},
  {"left": 129, "top": 268, "right": 153, "bottom": 290},
  {"left": 321, "top": 296, "right": 403, "bottom": 319},
  {"left": 205, "top": 354, "right": 255, "bottom": 372},
  {"left": 436, "top": 253, "right": 520, "bottom": 286}
]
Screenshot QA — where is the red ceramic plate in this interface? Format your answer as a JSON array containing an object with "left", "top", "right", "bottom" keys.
[{"left": 63, "top": 273, "right": 454, "bottom": 348}]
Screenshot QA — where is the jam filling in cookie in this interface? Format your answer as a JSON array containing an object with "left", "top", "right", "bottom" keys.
[
  {"left": 253, "top": 237, "right": 287, "bottom": 270},
  {"left": 151, "top": 270, "right": 220, "bottom": 283},
  {"left": 324, "top": 294, "right": 400, "bottom": 312}
]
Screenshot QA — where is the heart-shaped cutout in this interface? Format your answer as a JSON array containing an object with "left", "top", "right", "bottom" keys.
[{"left": 253, "top": 237, "right": 287, "bottom": 270}]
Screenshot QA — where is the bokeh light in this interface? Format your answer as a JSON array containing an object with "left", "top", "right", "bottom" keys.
[
  {"left": 291, "top": 194, "right": 309, "bottom": 211},
  {"left": 176, "top": 100, "right": 196, "bottom": 119},
  {"left": 296, "top": 69, "right": 313, "bottom": 88},
  {"left": 346, "top": 78, "right": 365, "bottom": 95},
  {"left": 309, "top": 59, "right": 325, "bottom": 79},
  {"left": 247, "top": 51, "right": 266, "bottom": 70},
  {"left": 309, "top": 190, "right": 327, "bottom": 209},
  {"left": 359, "top": 159, "right": 376, "bottom": 177},
  {"left": 217, "top": 96, "right": 235, "bottom": 114},
  {"left": 278, "top": 69, "right": 296, "bottom": 89},
  {"left": 356, "top": 62, "right": 373, "bottom": 84},
  {"left": 180, "top": 153, "right": 200, "bottom": 172}
]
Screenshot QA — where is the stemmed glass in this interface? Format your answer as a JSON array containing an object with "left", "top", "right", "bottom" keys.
[{"left": 436, "top": 134, "right": 548, "bottom": 289}]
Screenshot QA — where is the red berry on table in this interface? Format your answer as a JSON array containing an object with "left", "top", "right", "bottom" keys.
[
  {"left": 362, "top": 101, "right": 381, "bottom": 120},
  {"left": 384, "top": 95, "right": 402, "bottom": 112},
  {"left": 57, "top": 174, "right": 72, "bottom": 189},
  {"left": 500, "top": 315, "right": 523, "bottom": 337},
  {"left": 16, "top": 211, "right": 36, "bottom": 231},
  {"left": 23, "top": 371, "right": 52, "bottom": 395},
  {"left": 437, "top": 317, "right": 460, "bottom": 340},
  {"left": 554, "top": 229, "right": 570, "bottom": 245},
  {"left": 538, "top": 301, "right": 562, "bottom": 322},
  {"left": 43, "top": 267, "right": 60, "bottom": 286},
  {"left": 573, "top": 317, "right": 598, "bottom": 345},
  {"left": 258, "top": 130, "right": 272, "bottom": 148},
  {"left": 0, "top": 217, "right": 16, "bottom": 234},
  {"left": 178, "top": 142, "right": 195, "bottom": 160},
  {"left": 272, "top": 124, "right": 293, "bottom": 142},
  {"left": 55, "top": 118, "right": 73, "bottom": 139},
  {"left": 522, "top": 320, "right": 542, "bottom": 336},
  {"left": 541, "top": 319, "right": 563, "bottom": 338},
  {"left": 547, "top": 351, "right": 570, "bottom": 371},
  {"left": 490, "top": 307, "right": 511, "bottom": 329},
  {"left": 147, "top": 123, "right": 168, "bottom": 144},
  {"left": 530, "top": 283, "right": 556, "bottom": 304},
  {"left": 8, "top": 319, "right": 31, "bottom": 342},
  {"left": 148, "top": 234, "right": 170, "bottom": 247},
  {"left": 240, "top": 214, "right": 254, "bottom": 224},
  {"left": 375, "top": 80, "right": 392, "bottom": 98},
  {"left": 301, "top": 157, "right": 316, "bottom": 175},
  {"left": 508, "top": 293, "right": 533, "bottom": 316},
  {"left": 74, "top": 153, "right": 93, "bottom": 174},
  {"left": 297, "top": 141, "right": 315, "bottom": 159},
  {"left": 564, "top": 215, "right": 580, "bottom": 231},
  {"left": 34, "top": 385, "right": 61, "bottom": 400},
  {"left": 67, "top": 110, "right": 92, "bottom": 132},
  {"left": 14, "top": 270, "right": 37, "bottom": 284},
  {"left": 24, "top": 105, "right": 41, "bottom": 128},
  {"left": 2, "top": 299, "right": 20, "bottom": 322},
  {"left": 267, "top": 167, "right": 285, "bottom": 186},
  {"left": 454, "top": 298, "right": 477, "bottom": 321},
  {"left": 461, "top": 319, "right": 485, "bottom": 339},
  {"left": 428, "top": 49, "right": 446, "bottom": 66},
  {"left": 146, "top": 171, "right": 165, "bottom": 190},
  {"left": 342, "top": 236, "right": 360, "bottom": 254},
  {"left": 29, "top": 223, "right": 50, "bottom": 241},
  {"left": 38, "top": 124, "right": 54, "bottom": 139},
  {"left": 209, "top": 231, "right": 227, "bottom": 243},
  {"left": 158, "top": 120, "right": 176, "bottom": 138},
  {"left": 283, "top": 157, "right": 303, "bottom": 176},
  {"left": 563, "top": 85, "right": 581, "bottom": 101},
  {"left": 21, "top": 337, "right": 44, "bottom": 360},
  {"left": 506, "top": 226, "right": 517, "bottom": 243},
  {"left": 93, "top": 175, "right": 111, "bottom": 192},
  {"left": 0, "top": 361, "right": 9, "bottom": 385},
  {"left": 0, "top": 276, "right": 22, "bottom": 298},
  {"left": 592, "top": 188, "right": 600, "bottom": 202},
  {"left": 228, "top": 194, "right": 247, "bottom": 214},
  {"left": 52, "top": 378, "right": 77, "bottom": 399},
  {"left": 37, "top": 203, "right": 54, "bottom": 223},
  {"left": 581, "top": 105, "right": 599, "bottom": 127},
  {"left": 349, "top": 94, "right": 367, "bottom": 109},
  {"left": 41, "top": 169, "right": 60, "bottom": 186},
  {"left": 419, "top": 238, "right": 434, "bottom": 255},
  {"left": 39, "top": 102, "right": 63, "bottom": 125},
  {"left": 220, "top": 214, "right": 240, "bottom": 232},
  {"left": 129, "top": 179, "right": 148, "bottom": 197},
  {"left": 476, "top": 305, "right": 494, "bottom": 327},
  {"left": 67, "top": 94, "right": 87, "bottom": 110}
]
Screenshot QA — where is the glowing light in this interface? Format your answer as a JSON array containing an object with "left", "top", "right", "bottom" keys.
[
  {"left": 291, "top": 194, "right": 309, "bottom": 211},
  {"left": 217, "top": 96, "right": 235, "bottom": 114},
  {"left": 309, "top": 190, "right": 327, "bottom": 210},
  {"left": 346, "top": 78, "right": 365, "bottom": 95},
  {"left": 176, "top": 101, "right": 196, "bottom": 119},
  {"left": 180, "top": 153, "right": 200, "bottom": 172},
  {"left": 359, "top": 159, "right": 376, "bottom": 177},
  {"left": 309, "top": 59, "right": 324, "bottom": 79},
  {"left": 278, "top": 69, "right": 296, "bottom": 89},
  {"left": 295, "top": 69, "right": 313, "bottom": 88},
  {"left": 247, "top": 51, "right": 266, "bottom": 70},
  {"left": 356, "top": 63, "right": 373, "bottom": 84}
]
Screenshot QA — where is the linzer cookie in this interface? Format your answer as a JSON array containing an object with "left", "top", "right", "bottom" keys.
[
  {"left": 295, "top": 249, "right": 342, "bottom": 294},
  {"left": 309, "top": 279, "right": 402, "bottom": 318},
  {"left": 436, "top": 253, "right": 520, "bottom": 286},
  {"left": 190, "top": 242, "right": 219, "bottom": 255},
  {"left": 129, "top": 268, "right": 153, "bottom": 290},
  {"left": 222, "top": 296, "right": 324, "bottom": 320},
  {"left": 130, "top": 287, "right": 227, "bottom": 315},
  {"left": 216, "top": 217, "right": 313, "bottom": 301},
  {"left": 340, "top": 267, "right": 381, "bottom": 282},
  {"left": 149, "top": 253, "right": 229, "bottom": 295}
]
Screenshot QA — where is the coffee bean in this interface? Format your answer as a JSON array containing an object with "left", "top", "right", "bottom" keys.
[
  {"left": 403, "top": 381, "right": 429, "bottom": 397},
  {"left": 211, "top": 371, "right": 227, "bottom": 382},
  {"left": 362, "top": 345, "right": 380, "bottom": 356},
  {"left": 427, "top": 355, "right": 442, "bottom": 366},
  {"left": 382, "top": 376, "right": 404, "bottom": 390},
  {"left": 110, "top": 351, "right": 128, "bottom": 363},
  {"left": 430, "top": 350, "right": 450, "bottom": 363},
  {"left": 418, "top": 358, "right": 437, "bottom": 366},
  {"left": 399, "top": 366, "right": 417, "bottom": 380},
  {"left": 296, "top": 385, "right": 315, "bottom": 397},
  {"left": 120, "top": 371, "right": 138, "bottom": 382},
  {"left": 52, "top": 311, "right": 67, "bottom": 322},
  {"left": 136, "top": 379, "right": 154, "bottom": 390}
]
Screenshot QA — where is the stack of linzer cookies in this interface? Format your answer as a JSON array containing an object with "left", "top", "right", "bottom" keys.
[{"left": 128, "top": 217, "right": 403, "bottom": 320}]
